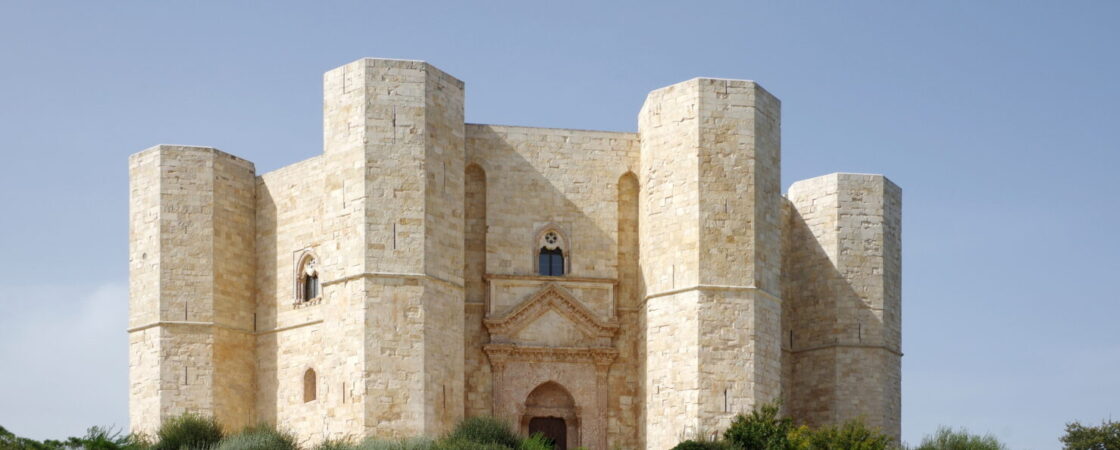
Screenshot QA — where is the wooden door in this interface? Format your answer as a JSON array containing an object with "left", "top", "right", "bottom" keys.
[{"left": 528, "top": 417, "right": 567, "bottom": 450}]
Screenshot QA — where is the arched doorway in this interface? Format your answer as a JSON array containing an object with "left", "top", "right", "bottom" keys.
[
  {"left": 522, "top": 381, "right": 578, "bottom": 450},
  {"left": 529, "top": 417, "right": 567, "bottom": 449}
]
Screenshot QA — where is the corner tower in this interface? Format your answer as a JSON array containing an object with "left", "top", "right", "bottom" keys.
[
  {"left": 638, "top": 78, "right": 783, "bottom": 449},
  {"left": 782, "top": 173, "right": 902, "bottom": 439},
  {"left": 322, "top": 58, "right": 467, "bottom": 437},
  {"left": 128, "top": 145, "right": 257, "bottom": 433}
]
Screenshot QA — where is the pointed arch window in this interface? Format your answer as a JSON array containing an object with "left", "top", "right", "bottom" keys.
[
  {"left": 296, "top": 253, "right": 321, "bottom": 304},
  {"left": 536, "top": 230, "right": 567, "bottom": 277}
]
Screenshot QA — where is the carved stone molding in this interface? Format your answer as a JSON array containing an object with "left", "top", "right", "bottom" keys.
[
  {"left": 483, "top": 344, "right": 619, "bottom": 366},
  {"left": 484, "top": 283, "right": 619, "bottom": 340}
]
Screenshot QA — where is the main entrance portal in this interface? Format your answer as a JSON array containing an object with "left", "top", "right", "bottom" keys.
[
  {"left": 528, "top": 417, "right": 567, "bottom": 449},
  {"left": 520, "top": 382, "right": 579, "bottom": 449}
]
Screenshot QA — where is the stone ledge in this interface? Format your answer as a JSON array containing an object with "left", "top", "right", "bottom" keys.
[
  {"left": 127, "top": 319, "right": 324, "bottom": 336},
  {"left": 322, "top": 271, "right": 464, "bottom": 289},
  {"left": 642, "top": 284, "right": 782, "bottom": 304}
]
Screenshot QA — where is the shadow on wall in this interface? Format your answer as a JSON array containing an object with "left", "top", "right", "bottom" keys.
[
  {"left": 256, "top": 181, "right": 279, "bottom": 425},
  {"left": 781, "top": 196, "right": 899, "bottom": 435}
]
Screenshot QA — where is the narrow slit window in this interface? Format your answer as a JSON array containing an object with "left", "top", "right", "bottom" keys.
[{"left": 304, "top": 369, "right": 317, "bottom": 402}]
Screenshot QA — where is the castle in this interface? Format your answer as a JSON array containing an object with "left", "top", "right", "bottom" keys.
[{"left": 128, "top": 58, "right": 901, "bottom": 449}]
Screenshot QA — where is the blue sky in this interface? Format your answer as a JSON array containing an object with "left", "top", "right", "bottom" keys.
[{"left": 0, "top": 1, "right": 1117, "bottom": 448}]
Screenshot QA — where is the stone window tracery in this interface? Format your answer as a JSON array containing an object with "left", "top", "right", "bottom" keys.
[
  {"left": 536, "top": 228, "right": 568, "bottom": 277},
  {"left": 295, "top": 252, "right": 321, "bottom": 305}
]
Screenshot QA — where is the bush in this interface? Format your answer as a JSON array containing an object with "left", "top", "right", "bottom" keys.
[
  {"left": 912, "top": 426, "right": 1007, "bottom": 450},
  {"left": 213, "top": 423, "right": 298, "bottom": 450},
  {"left": 65, "top": 426, "right": 150, "bottom": 450},
  {"left": 440, "top": 417, "right": 521, "bottom": 449},
  {"left": 808, "top": 420, "right": 892, "bottom": 450},
  {"left": 315, "top": 438, "right": 357, "bottom": 450},
  {"left": 1060, "top": 420, "right": 1120, "bottom": 450},
  {"left": 724, "top": 402, "right": 796, "bottom": 450},
  {"left": 518, "top": 433, "right": 554, "bottom": 450},
  {"left": 433, "top": 437, "right": 510, "bottom": 450},
  {"left": 670, "top": 439, "right": 733, "bottom": 450},
  {"left": 151, "top": 413, "right": 222, "bottom": 450},
  {"left": 355, "top": 437, "right": 436, "bottom": 450}
]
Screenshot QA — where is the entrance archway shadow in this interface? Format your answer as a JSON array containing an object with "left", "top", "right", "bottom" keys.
[{"left": 522, "top": 381, "right": 579, "bottom": 450}]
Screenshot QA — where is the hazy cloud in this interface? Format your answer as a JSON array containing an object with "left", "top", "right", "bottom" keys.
[{"left": 0, "top": 282, "right": 129, "bottom": 440}]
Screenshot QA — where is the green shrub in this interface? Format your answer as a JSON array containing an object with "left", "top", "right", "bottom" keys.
[
  {"left": 316, "top": 437, "right": 359, "bottom": 450},
  {"left": 670, "top": 439, "right": 733, "bottom": 450},
  {"left": 151, "top": 413, "right": 222, "bottom": 450},
  {"left": 724, "top": 402, "right": 796, "bottom": 450},
  {"left": 440, "top": 417, "right": 521, "bottom": 449},
  {"left": 808, "top": 420, "right": 892, "bottom": 450},
  {"left": 355, "top": 437, "right": 436, "bottom": 450},
  {"left": 65, "top": 426, "right": 150, "bottom": 450},
  {"left": 913, "top": 426, "right": 1007, "bottom": 450},
  {"left": 433, "top": 437, "right": 510, "bottom": 450},
  {"left": 213, "top": 423, "right": 298, "bottom": 450},
  {"left": 518, "top": 433, "right": 553, "bottom": 450}
]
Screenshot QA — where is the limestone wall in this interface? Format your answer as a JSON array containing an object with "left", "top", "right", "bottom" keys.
[{"left": 464, "top": 124, "right": 639, "bottom": 278}]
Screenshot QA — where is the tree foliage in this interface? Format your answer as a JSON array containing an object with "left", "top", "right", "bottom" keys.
[
  {"left": 724, "top": 402, "right": 798, "bottom": 450},
  {"left": 1061, "top": 420, "right": 1120, "bottom": 450},
  {"left": 910, "top": 426, "right": 1007, "bottom": 450}
]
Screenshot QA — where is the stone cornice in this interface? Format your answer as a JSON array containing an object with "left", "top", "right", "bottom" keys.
[
  {"left": 485, "top": 273, "right": 618, "bottom": 285},
  {"left": 484, "top": 343, "right": 618, "bottom": 366}
]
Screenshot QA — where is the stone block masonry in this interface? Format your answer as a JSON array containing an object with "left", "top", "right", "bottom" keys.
[{"left": 129, "top": 57, "right": 902, "bottom": 449}]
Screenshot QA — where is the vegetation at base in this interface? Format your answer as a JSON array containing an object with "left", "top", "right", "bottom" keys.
[
  {"left": 1060, "top": 419, "right": 1120, "bottom": 450},
  {"left": 214, "top": 423, "right": 299, "bottom": 450},
  {"left": 671, "top": 401, "right": 893, "bottom": 450},
  {"left": 723, "top": 402, "right": 799, "bottom": 449},
  {"left": 908, "top": 426, "right": 1007, "bottom": 450},
  {"left": 26, "top": 408, "right": 1120, "bottom": 450},
  {"left": 670, "top": 439, "right": 733, "bottom": 450},
  {"left": 439, "top": 417, "right": 522, "bottom": 449},
  {"left": 1, "top": 424, "right": 150, "bottom": 450},
  {"left": 150, "top": 413, "right": 223, "bottom": 450}
]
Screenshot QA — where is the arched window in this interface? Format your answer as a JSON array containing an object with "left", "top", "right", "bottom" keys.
[
  {"left": 303, "top": 368, "right": 317, "bottom": 402},
  {"left": 537, "top": 230, "right": 566, "bottom": 276},
  {"left": 296, "top": 254, "right": 320, "bottom": 303}
]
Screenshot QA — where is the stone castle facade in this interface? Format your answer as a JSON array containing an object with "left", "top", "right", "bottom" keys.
[{"left": 128, "top": 58, "right": 901, "bottom": 449}]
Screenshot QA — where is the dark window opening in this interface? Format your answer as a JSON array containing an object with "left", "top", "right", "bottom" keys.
[
  {"left": 303, "top": 369, "right": 317, "bottom": 402},
  {"left": 303, "top": 274, "right": 320, "bottom": 300},
  {"left": 539, "top": 247, "right": 564, "bottom": 276}
]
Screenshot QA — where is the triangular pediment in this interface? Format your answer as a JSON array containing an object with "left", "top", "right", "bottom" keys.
[{"left": 484, "top": 283, "right": 619, "bottom": 341}]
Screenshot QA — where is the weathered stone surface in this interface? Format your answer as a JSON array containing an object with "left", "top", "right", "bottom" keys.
[{"left": 129, "top": 58, "right": 902, "bottom": 449}]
